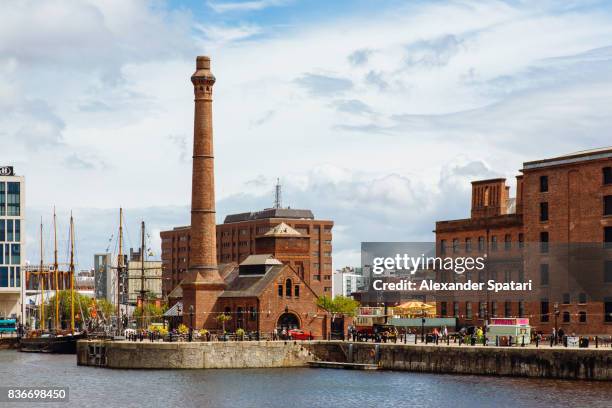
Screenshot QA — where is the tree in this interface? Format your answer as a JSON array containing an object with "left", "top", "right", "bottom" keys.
[
  {"left": 216, "top": 313, "right": 232, "bottom": 333},
  {"left": 44, "top": 290, "right": 92, "bottom": 329},
  {"left": 133, "top": 302, "right": 167, "bottom": 327},
  {"left": 316, "top": 295, "right": 359, "bottom": 322}
]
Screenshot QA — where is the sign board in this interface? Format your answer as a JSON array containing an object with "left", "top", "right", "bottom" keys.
[
  {"left": 0, "top": 166, "right": 14, "bottom": 176},
  {"left": 490, "top": 318, "right": 529, "bottom": 326},
  {"left": 566, "top": 336, "right": 579, "bottom": 348},
  {"left": 406, "top": 334, "right": 416, "bottom": 343}
]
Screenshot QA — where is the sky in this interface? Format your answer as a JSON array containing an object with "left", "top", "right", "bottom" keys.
[{"left": 2, "top": 0, "right": 612, "bottom": 269}]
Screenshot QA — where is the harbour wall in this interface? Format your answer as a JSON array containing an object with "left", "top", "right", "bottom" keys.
[
  {"left": 308, "top": 342, "right": 612, "bottom": 381},
  {"left": 77, "top": 340, "right": 612, "bottom": 380},
  {"left": 77, "top": 340, "right": 314, "bottom": 369}
]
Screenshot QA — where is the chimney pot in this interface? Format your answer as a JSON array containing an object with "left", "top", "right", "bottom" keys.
[{"left": 196, "top": 56, "right": 211, "bottom": 70}]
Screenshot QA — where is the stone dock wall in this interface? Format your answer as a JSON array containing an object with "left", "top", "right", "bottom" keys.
[
  {"left": 77, "top": 340, "right": 314, "bottom": 369},
  {"left": 77, "top": 340, "right": 612, "bottom": 380},
  {"left": 306, "top": 342, "right": 612, "bottom": 381}
]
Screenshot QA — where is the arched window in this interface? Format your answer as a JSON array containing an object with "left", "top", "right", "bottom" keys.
[
  {"left": 285, "top": 279, "right": 292, "bottom": 297},
  {"left": 277, "top": 284, "right": 283, "bottom": 297},
  {"left": 294, "top": 285, "right": 300, "bottom": 297},
  {"left": 483, "top": 186, "right": 490, "bottom": 207},
  {"left": 563, "top": 311, "right": 570, "bottom": 323}
]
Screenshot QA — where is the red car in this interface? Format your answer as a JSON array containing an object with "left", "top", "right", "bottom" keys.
[{"left": 288, "top": 329, "right": 313, "bottom": 340}]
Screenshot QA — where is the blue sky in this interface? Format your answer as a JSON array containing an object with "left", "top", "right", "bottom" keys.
[{"left": 2, "top": 0, "right": 612, "bottom": 269}]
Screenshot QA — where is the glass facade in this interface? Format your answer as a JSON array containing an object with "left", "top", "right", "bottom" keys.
[{"left": 0, "top": 178, "right": 23, "bottom": 289}]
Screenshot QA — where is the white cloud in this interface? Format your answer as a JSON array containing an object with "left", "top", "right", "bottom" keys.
[
  {"left": 207, "top": 0, "right": 291, "bottom": 13},
  {"left": 5, "top": 0, "right": 612, "bottom": 269}
]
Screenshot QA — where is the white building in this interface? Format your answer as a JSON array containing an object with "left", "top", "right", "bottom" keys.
[
  {"left": 0, "top": 166, "right": 25, "bottom": 321},
  {"left": 332, "top": 266, "right": 364, "bottom": 298}
]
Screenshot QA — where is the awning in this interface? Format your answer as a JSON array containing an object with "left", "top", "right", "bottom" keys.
[{"left": 163, "top": 301, "right": 183, "bottom": 317}]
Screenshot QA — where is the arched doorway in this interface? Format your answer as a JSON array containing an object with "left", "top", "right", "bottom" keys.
[{"left": 277, "top": 313, "right": 300, "bottom": 330}]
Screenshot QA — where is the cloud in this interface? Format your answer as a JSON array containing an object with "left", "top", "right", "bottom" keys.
[
  {"left": 348, "top": 49, "right": 372, "bottom": 66},
  {"left": 365, "top": 70, "right": 389, "bottom": 91},
  {"left": 7, "top": 0, "right": 612, "bottom": 271},
  {"left": 404, "top": 34, "right": 465, "bottom": 68},
  {"left": 332, "top": 99, "right": 373, "bottom": 115},
  {"left": 207, "top": 0, "right": 291, "bottom": 13},
  {"left": 294, "top": 73, "right": 353, "bottom": 96},
  {"left": 168, "top": 135, "right": 188, "bottom": 162},
  {"left": 249, "top": 110, "right": 275, "bottom": 127},
  {"left": 63, "top": 153, "right": 95, "bottom": 170},
  {"left": 194, "top": 23, "right": 261, "bottom": 44}
]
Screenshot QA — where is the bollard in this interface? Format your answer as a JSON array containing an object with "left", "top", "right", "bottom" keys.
[
  {"left": 550, "top": 335, "right": 554, "bottom": 347},
  {"left": 495, "top": 336, "right": 499, "bottom": 347},
  {"left": 509, "top": 336, "right": 512, "bottom": 346},
  {"left": 447, "top": 335, "right": 450, "bottom": 346},
  {"left": 483, "top": 336, "right": 486, "bottom": 346},
  {"left": 536, "top": 336, "right": 539, "bottom": 348},
  {"left": 415, "top": 334, "right": 417, "bottom": 345},
  {"left": 521, "top": 336, "right": 525, "bottom": 347},
  {"left": 595, "top": 336, "right": 598, "bottom": 348}
]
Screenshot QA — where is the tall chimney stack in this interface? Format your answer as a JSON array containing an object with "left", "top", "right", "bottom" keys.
[{"left": 182, "top": 56, "right": 225, "bottom": 328}]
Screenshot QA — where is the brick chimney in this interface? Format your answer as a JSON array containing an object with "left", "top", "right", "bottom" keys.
[
  {"left": 470, "top": 178, "right": 509, "bottom": 219},
  {"left": 181, "top": 56, "right": 226, "bottom": 329}
]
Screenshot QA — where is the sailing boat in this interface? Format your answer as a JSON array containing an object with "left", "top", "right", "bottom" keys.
[{"left": 20, "top": 212, "right": 87, "bottom": 353}]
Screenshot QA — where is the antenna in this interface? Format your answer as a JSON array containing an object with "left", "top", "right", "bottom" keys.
[{"left": 274, "top": 178, "right": 282, "bottom": 209}]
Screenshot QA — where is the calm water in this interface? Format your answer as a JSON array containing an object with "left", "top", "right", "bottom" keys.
[{"left": 1, "top": 350, "right": 611, "bottom": 408}]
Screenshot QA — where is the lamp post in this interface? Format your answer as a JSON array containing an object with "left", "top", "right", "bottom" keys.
[
  {"left": 188, "top": 305, "right": 194, "bottom": 342},
  {"left": 421, "top": 306, "right": 426, "bottom": 343},
  {"left": 553, "top": 302, "right": 560, "bottom": 345}
]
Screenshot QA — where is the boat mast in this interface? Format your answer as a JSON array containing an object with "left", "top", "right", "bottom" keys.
[
  {"left": 140, "top": 221, "right": 146, "bottom": 328},
  {"left": 69, "top": 213, "right": 75, "bottom": 333},
  {"left": 39, "top": 219, "right": 45, "bottom": 331},
  {"left": 117, "top": 208, "right": 124, "bottom": 327},
  {"left": 53, "top": 207, "right": 59, "bottom": 331}
]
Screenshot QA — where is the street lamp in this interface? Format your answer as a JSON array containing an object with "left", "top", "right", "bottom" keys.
[
  {"left": 188, "top": 305, "right": 194, "bottom": 342},
  {"left": 553, "top": 302, "right": 560, "bottom": 344},
  {"left": 421, "top": 306, "right": 426, "bottom": 343}
]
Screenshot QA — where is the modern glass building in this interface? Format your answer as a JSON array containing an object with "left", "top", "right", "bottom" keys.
[{"left": 0, "top": 166, "right": 24, "bottom": 321}]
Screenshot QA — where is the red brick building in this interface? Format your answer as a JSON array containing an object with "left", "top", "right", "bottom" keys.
[
  {"left": 161, "top": 211, "right": 333, "bottom": 298},
  {"left": 435, "top": 148, "right": 612, "bottom": 335},
  {"left": 161, "top": 56, "right": 341, "bottom": 338},
  {"left": 167, "top": 254, "right": 332, "bottom": 338}
]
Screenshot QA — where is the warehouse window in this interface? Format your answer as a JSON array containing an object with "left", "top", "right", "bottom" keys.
[
  {"left": 540, "top": 175, "right": 548, "bottom": 192},
  {"left": 540, "top": 202, "right": 549, "bottom": 222}
]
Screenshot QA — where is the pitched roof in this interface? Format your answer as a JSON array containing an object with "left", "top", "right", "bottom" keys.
[
  {"left": 263, "top": 222, "right": 302, "bottom": 237},
  {"left": 219, "top": 264, "right": 285, "bottom": 298},
  {"left": 239, "top": 254, "right": 283, "bottom": 266}
]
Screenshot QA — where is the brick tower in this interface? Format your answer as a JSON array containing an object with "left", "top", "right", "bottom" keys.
[{"left": 181, "top": 56, "right": 226, "bottom": 329}]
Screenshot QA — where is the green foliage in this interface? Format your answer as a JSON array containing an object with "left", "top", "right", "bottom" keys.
[
  {"left": 133, "top": 302, "right": 168, "bottom": 323},
  {"left": 236, "top": 328, "right": 245, "bottom": 337},
  {"left": 44, "top": 290, "right": 92, "bottom": 326},
  {"left": 96, "top": 298, "right": 115, "bottom": 319},
  {"left": 177, "top": 323, "right": 189, "bottom": 334},
  {"left": 316, "top": 295, "right": 359, "bottom": 318},
  {"left": 215, "top": 313, "right": 232, "bottom": 323}
]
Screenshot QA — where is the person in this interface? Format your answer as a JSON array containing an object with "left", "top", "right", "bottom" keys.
[
  {"left": 552, "top": 327, "right": 556, "bottom": 344},
  {"left": 558, "top": 328, "right": 565, "bottom": 344},
  {"left": 443, "top": 325, "right": 448, "bottom": 339}
]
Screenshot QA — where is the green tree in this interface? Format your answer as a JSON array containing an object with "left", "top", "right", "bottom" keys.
[
  {"left": 216, "top": 313, "right": 232, "bottom": 333},
  {"left": 316, "top": 295, "right": 359, "bottom": 321},
  {"left": 96, "top": 298, "right": 115, "bottom": 321},
  {"left": 44, "top": 290, "right": 92, "bottom": 329},
  {"left": 133, "top": 302, "right": 167, "bottom": 327}
]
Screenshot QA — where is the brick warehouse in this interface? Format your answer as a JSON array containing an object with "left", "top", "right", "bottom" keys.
[
  {"left": 435, "top": 148, "right": 612, "bottom": 335},
  {"left": 163, "top": 56, "right": 336, "bottom": 338},
  {"left": 161, "top": 209, "right": 334, "bottom": 299}
]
